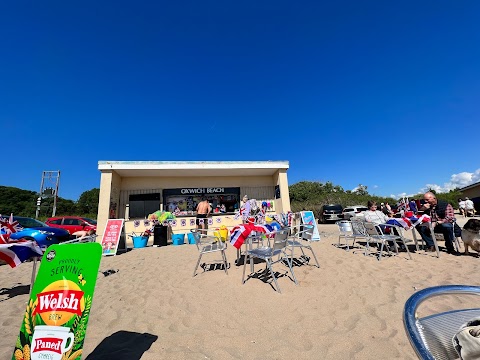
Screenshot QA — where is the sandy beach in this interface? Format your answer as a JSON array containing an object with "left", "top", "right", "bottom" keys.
[{"left": 1, "top": 216, "right": 479, "bottom": 360}]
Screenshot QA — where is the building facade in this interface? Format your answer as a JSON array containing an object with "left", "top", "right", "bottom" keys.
[{"left": 96, "top": 161, "right": 291, "bottom": 244}]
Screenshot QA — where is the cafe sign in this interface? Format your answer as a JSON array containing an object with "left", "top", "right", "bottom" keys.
[
  {"left": 164, "top": 187, "right": 240, "bottom": 197},
  {"left": 181, "top": 188, "right": 224, "bottom": 194}
]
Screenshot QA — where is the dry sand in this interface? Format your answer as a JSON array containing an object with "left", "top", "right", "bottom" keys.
[{"left": 1, "top": 216, "right": 479, "bottom": 359}]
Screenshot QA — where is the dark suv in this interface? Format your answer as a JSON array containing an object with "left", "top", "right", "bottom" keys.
[{"left": 319, "top": 204, "right": 343, "bottom": 223}]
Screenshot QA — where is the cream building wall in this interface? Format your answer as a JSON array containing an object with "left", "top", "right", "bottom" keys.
[{"left": 96, "top": 162, "right": 291, "bottom": 240}]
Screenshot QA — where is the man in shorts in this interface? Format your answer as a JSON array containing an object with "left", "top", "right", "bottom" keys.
[{"left": 196, "top": 197, "right": 211, "bottom": 232}]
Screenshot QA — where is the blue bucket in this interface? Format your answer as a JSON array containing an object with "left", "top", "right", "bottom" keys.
[
  {"left": 132, "top": 236, "right": 148, "bottom": 248},
  {"left": 172, "top": 233, "right": 185, "bottom": 246},
  {"left": 187, "top": 233, "right": 196, "bottom": 244}
]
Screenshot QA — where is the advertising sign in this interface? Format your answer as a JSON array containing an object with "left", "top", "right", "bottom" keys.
[
  {"left": 12, "top": 242, "right": 102, "bottom": 360},
  {"left": 300, "top": 211, "right": 321, "bottom": 241},
  {"left": 101, "top": 219, "right": 124, "bottom": 256}
]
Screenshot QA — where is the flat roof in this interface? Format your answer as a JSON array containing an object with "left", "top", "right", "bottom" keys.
[{"left": 98, "top": 161, "right": 289, "bottom": 177}]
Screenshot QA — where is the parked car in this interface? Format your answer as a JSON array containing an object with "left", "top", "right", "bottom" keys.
[
  {"left": 45, "top": 216, "right": 97, "bottom": 235},
  {"left": 1, "top": 216, "right": 70, "bottom": 247},
  {"left": 319, "top": 204, "right": 343, "bottom": 223},
  {"left": 342, "top": 205, "right": 369, "bottom": 220}
]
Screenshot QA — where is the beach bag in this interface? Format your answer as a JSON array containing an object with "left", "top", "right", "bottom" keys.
[{"left": 453, "top": 318, "right": 480, "bottom": 360}]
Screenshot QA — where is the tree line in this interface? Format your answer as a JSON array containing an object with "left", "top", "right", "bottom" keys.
[
  {"left": 289, "top": 181, "right": 463, "bottom": 219},
  {"left": 0, "top": 182, "right": 463, "bottom": 221},
  {"left": 0, "top": 186, "right": 99, "bottom": 221}
]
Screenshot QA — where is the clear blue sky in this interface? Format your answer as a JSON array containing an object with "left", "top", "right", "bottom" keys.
[{"left": 1, "top": 1, "right": 479, "bottom": 201}]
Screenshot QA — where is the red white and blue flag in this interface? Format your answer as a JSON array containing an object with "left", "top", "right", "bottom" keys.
[
  {"left": 0, "top": 241, "right": 43, "bottom": 268},
  {"left": 0, "top": 213, "right": 23, "bottom": 234},
  {"left": 229, "top": 223, "right": 274, "bottom": 249}
]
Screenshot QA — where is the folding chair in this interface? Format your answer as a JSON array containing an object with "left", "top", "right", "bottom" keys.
[
  {"left": 242, "top": 229, "right": 297, "bottom": 293},
  {"left": 364, "top": 222, "right": 412, "bottom": 260},
  {"left": 403, "top": 285, "right": 480, "bottom": 360},
  {"left": 287, "top": 224, "right": 320, "bottom": 267},
  {"left": 192, "top": 229, "right": 228, "bottom": 277},
  {"left": 335, "top": 220, "right": 358, "bottom": 251},
  {"left": 431, "top": 221, "right": 462, "bottom": 253}
]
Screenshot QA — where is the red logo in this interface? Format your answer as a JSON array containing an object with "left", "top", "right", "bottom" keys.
[
  {"left": 33, "top": 290, "right": 84, "bottom": 316},
  {"left": 33, "top": 337, "right": 63, "bottom": 354}
]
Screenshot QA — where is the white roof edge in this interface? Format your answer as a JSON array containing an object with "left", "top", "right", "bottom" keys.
[{"left": 98, "top": 160, "right": 289, "bottom": 171}]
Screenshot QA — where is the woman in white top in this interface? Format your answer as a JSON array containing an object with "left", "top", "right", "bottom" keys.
[{"left": 364, "top": 200, "right": 390, "bottom": 225}]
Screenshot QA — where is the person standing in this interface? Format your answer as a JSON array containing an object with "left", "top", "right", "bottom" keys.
[
  {"left": 458, "top": 198, "right": 466, "bottom": 217},
  {"left": 409, "top": 199, "right": 418, "bottom": 215},
  {"left": 416, "top": 192, "right": 457, "bottom": 254},
  {"left": 465, "top": 197, "right": 475, "bottom": 217},
  {"left": 196, "top": 197, "right": 211, "bottom": 232}
]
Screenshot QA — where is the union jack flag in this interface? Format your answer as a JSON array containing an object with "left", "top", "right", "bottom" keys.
[
  {"left": 0, "top": 240, "right": 43, "bottom": 268},
  {"left": 0, "top": 214, "right": 23, "bottom": 234}
]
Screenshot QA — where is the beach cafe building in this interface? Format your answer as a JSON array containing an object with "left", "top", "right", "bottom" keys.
[{"left": 96, "top": 161, "right": 291, "bottom": 245}]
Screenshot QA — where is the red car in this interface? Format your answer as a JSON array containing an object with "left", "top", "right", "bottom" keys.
[{"left": 45, "top": 216, "right": 97, "bottom": 235}]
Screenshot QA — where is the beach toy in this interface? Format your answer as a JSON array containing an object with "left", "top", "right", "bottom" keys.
[
  {"left": 187, "top": 232, "right": 196, "bottom": 244},
  {"left": 219, "top": 225, "right": 228, "bottom": 242},
  {"left": 131, "top": 235, "right": 148, "bottom": 248}
]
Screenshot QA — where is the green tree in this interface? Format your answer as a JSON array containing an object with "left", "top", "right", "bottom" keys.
[{"left": 76, "top": 188, "right": 100, "bottom": 216}]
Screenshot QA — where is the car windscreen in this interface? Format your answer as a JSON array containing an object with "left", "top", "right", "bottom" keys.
[
  {"left": 82, "top": 218, "right": 97, "bottom": 225},
  {"left": 15, "top": 217, "right": 48, "bottom": 228},
  {"left": 343, "top": 208, "right": 353, "bottom": 212},
  {"left": 357, "top": 207, "right": 368, "bottom": 212},
  {"left": 323, "top": 205, "right": 342, "bottom": 211}
]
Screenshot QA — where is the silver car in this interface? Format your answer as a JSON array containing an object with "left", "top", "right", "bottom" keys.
[{"left": 342, "top": 205, "right": 368, "bottom": 220}]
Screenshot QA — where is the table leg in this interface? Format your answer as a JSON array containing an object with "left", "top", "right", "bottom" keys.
[{"left": 411, "top": 228, "right": 420, "bottom": 252}]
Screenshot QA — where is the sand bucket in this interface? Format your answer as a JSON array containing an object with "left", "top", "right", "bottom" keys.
[
  {"left": 132, "top": 236, "right": 148, "bottom": 249},
  {"left": 187, "top": 233, "right": 196, "bottom": 244},
  {"left": 171, "top": 233, "right": 185, "bottom": 246}
]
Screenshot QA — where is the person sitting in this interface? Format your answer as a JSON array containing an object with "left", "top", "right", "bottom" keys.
[
  {"left": 416, "top": 192, "right": 458, "bottom": 255},
  {"left": 364, "top": 200, "right": 390, "bottom": 226},
  {"left": 364, "top": 200, "right": 401, "bottom": 248},
  {"left": 72, "top": 228, "right": 95, "bottom": 239},
  {"left": 383, "top": 202, "right": 393, "bottom": 217}
]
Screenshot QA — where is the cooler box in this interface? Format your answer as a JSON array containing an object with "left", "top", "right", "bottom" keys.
[{"left": 172, "top": 233, "right": 185, "bottom": 246}]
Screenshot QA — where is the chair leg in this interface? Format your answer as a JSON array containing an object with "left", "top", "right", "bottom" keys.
[
  {"left": 193, "top": 253, "right": 203, "bottom": 277},
  {"left": 242, "top": 253, "right": 249, "bottom": 284},
  {"left": 402, "top": 238, "right": 412, "bottom": 260},
  {"left": 221, "top": 250, "right": 228, "bottom": 275},
  {"left": 378, "top": 242, "right": 385, "bottom": 261},
  {"left": 284, "top": 252, "right": 298, "bottom": 285},
  {"left": 307, "top": 246, "right": 320, "bottom": 268},
  {"left": 266, "top": 260, "right": 281, "bottom": 293}
]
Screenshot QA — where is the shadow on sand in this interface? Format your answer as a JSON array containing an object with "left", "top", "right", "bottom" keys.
[{"left": 85, "top": 331, "right": 158, "bottom": 360}]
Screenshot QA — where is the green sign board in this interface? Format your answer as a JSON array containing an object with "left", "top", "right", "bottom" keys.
[{"left": 12, "top": 242, "right": 102, "bottom": 360}]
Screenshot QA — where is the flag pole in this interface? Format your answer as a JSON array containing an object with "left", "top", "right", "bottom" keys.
[{"left": 29, "top": 257, "right": 38, "bottom": 296}]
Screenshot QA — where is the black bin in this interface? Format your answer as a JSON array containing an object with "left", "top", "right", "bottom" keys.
[{"left": 153, "top": 225, "right": 168, "bottom": 247}]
